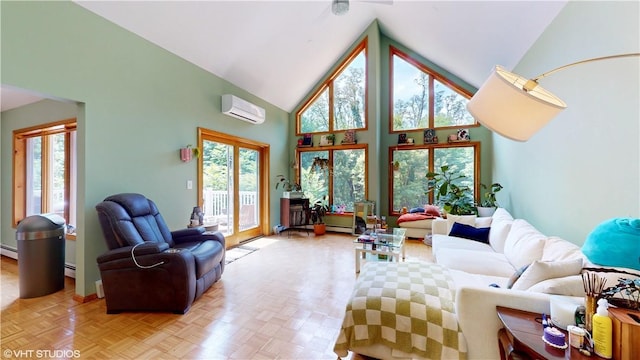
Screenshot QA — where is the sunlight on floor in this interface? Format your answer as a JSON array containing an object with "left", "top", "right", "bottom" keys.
[{"left": 245, "top": 236, "right": 280, "bottom": 249}]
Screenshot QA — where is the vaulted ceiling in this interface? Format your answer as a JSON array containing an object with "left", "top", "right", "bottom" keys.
[{"left": 2, "top": 1, "right": 567, "bottom": 112}]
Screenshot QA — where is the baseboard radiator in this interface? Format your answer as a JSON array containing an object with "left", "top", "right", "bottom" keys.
[{"left": 1, "top": 245, "right": 76, "bottom": 278}]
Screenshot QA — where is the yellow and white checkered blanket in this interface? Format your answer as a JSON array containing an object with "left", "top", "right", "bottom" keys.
[{"left": 334, "top": 261, "right": 467, "bottom": 359}]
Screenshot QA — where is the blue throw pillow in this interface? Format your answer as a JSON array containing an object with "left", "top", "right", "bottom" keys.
[
  {"left": 582, "top": 218, "right": 640, "bottom": 271},
  {"left": 409, "top": 207, "right": 425, "bottom": 213},
  {"left": 506, "top": 264, "right": 530, "bottom": 289},
  {"left": 448, "top": 222, "right": 490, "bottom": 244}
]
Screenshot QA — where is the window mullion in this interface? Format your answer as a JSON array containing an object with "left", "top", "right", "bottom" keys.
[
  {"left": 64, "top": 132, "right": 71, "bottom": 224},
  {"left": 428, "top": 149, "right": 434, "bottom": 204},
  {"left": 328, "top": 83, "right": 334, "bottom": 132},
  {"left": 428, "top": 76, "right": 435, "bottom": 128},
  {"left": 328, "top": 150, "right": 334, "bottom": 205},
  {"left": 41, "top": 135, "right": 51, "bottom": 213}
]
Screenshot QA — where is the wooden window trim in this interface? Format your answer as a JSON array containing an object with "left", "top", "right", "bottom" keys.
[
  {"left": 296, "top": 38, "right": 368, "bottom": 135},
  {"left": 197, "top": 127, "right": 271, "bottom": 245},
  {"left": 388, "top": 141, "right": 480, "bottom": 215},
  {"left": 296, "top": 143, "right": 368, "bottom": 214},
  {"left": 13, "top": 118, "right": 76, "bottom": 229},
  {"left": 389, "top": 46, "right": 477, "bottom": 133}
]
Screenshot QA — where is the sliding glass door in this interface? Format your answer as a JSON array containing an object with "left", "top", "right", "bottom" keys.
[{"left": 199, "top": 129, "right": 268, "bottom": 247}]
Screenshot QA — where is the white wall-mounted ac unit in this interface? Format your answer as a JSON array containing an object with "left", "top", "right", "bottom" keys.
[{"left": 221, "top": 94, "right": 265, "bottom": 124}]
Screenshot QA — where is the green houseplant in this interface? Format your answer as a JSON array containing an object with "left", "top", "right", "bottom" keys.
[
  {"left": 275, "top": 175, "right": 303, "bottom": 198},
  {"left": 477, "top": 182, "right": 504, "bottom": 217},
  {"left": 426, "top": 165, "right": 475, "bottom": 216},
  {"left": 310, "top": 195, "right": 329, "bottom": 235}
]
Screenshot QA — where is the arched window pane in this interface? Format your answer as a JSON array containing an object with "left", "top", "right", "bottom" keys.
[
  {"left": 434, "top": 80, "right": 474, "bottom": 127},
  {"left": 334, "top": 51, "right": 366, "bottom": 131},
  {"left": 392, "top": 55, "right": 429, "bottom": 131},
  {"left": 300, "top": 88, "right": 329, "bottom": 133}
]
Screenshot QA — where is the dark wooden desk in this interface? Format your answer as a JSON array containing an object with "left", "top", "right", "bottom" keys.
[{"left": 496, "top": 306, "right": 604, "bottom": 360}]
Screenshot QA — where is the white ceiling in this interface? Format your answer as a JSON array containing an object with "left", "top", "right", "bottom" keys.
[{"left": 2, "top": 0, "right": 567, "bottom": 113}]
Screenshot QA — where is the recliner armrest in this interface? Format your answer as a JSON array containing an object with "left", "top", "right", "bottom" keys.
[
  {"left": 97, "top": 241, "right": 169, "bottom": 263},
  {"left": 171, "top": 227, "right": 208, "bottom": 244},
  {"left": 201, "top": 231, "right": 226, "bottom": 249},
  {"left": 172, "top": 227, "right": 205, "bottom": 239}
]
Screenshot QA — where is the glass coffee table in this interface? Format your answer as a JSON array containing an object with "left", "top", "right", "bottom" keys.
[{"left": 353, "top": 228, "right": 406, "bottom": 273}]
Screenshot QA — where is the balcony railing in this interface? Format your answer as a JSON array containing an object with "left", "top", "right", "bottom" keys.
[{"left": 203, "top": 189, "right": 258, "bottom": 230}]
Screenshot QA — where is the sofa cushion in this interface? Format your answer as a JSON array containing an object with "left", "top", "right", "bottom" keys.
[
  {"left": 446, "top": 214, "right": 476, "bottom": 233},
  {"left": 492, "top": 208, "right": 513, "bottom": 221},
  {"left": 432, "top": 234, "right": 495, "bottom": 255},
  {"left": 503, "top": 219, "right": 547, "bottom": 269},
  {"left": 488, "top": 208, "right": 514, "bottom": 253},
  {"left": 542, "top": 236, "right": 585, "bottom": 262},
  {"left": 398, "top": 218, "right": 435, "bottom": 229},
  {"left": 527, "top": 275, "right": 586, "bottom": 296},
  {"left": 448, "top": 269, "right": 509, "bottom": 289},
  {"left": 489, "top": 221, "right": 512, "bottom": 254},
  {"left": 175, "top": 240, "right": 224, "bottom": 279},
  {"left": 475, "top": 217, "right": 493, "bottom": 228},
  {"left": 449, "top": 222, "right": 490, "bottom": 244},
  {"left": 436, "top": 248, "right": 515, "bottom": 277},
  {"left": 511, "top": 258, "right": 584, "bottom": 290}
]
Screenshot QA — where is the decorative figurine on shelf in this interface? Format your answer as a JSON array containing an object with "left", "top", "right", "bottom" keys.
[
  {"left": 457, "top": 128, "right": 470, "bottom": 141},
  {"left": 424, "top": 129, "right": 437, "bottom": 144},
  {"left": 190, "top": 206, "right": 204, "bottom": 226},
  {"left": 342, "top": 130, "right": 356, "bottom": 144}
]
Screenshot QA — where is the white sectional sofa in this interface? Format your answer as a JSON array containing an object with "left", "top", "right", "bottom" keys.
[
  {"left": 337, "top": 208, "right": 640, "bottom": 360},
  {"left": 432, "top": 208, "right": 639, "bottom": 359}
]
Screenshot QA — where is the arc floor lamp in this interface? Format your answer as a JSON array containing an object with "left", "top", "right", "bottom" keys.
[{"left": 467, "top": 53, "right": 640, "bottom": 142}]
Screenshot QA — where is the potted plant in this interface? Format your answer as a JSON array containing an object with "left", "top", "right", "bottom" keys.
[
  {"left": 275, "top": 175, "right": 303, "bottom": 198},
  {"left": 426, "top": 165, "right": 475, "bottom": 216},
  {"left": 310, "top": 195, "right": 329, "bottom": 235},
  {"left": 392, "top": 160, "right": 400, "bottom": 172},
  {"left": 477, "top": 183, "right": 504, "bottom": 217},
  {"left": 326, "top": 134, "right": 335, "bottom": 145}
]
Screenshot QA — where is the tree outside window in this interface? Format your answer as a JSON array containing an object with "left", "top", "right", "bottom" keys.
[
  {"left": 297, "top": 39, "right": 367, "bottom": 134},
  {"left": 391, "top": 47, "right": 475, "bottom": 132},
  {"left": 390, "top": 144, "right": 478, "bottom": 215},
  {"left": 298, "top": 146, "right": 366, "bottom": 213},
  {"left": 391, "top": 149, "right": 429, "bottom": 212}
]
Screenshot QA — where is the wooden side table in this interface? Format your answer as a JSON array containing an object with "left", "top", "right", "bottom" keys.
[
  {"left": 496, "top": 306, "right": 603, "bottom": 360},
  {"left": 609, "top": 307, "right": 640, "bottom": 360}
]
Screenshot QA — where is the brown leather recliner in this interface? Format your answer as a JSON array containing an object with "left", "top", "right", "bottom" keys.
[{"left": 95, "top": 193, "right": 225, "bottom": 314}]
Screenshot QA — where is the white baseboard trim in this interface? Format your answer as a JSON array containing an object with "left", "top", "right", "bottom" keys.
[
  {"left": 326, "top": 226, "right": 352, "bottom": 234},
  {"left": 1, "top": 246, "right": 76, "bottom": 278}
]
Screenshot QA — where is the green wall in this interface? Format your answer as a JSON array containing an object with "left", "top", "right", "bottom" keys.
[
  {"left": 1, "top": 1, "right": 290, "bottom": 296},
  {"left": 288, "top": 21, "right": 492, "bottom": 228},
  {"left": 493, "top": 1, "right": 639, "bottom": 244}
]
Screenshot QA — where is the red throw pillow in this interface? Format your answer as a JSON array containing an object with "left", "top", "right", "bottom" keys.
[{"left": 424, "top": 204, "right": 441, "bottom": 217}]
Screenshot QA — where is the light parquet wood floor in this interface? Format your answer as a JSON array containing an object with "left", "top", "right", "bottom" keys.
[{"left": 1, "top": 232, "right": 434, "bottom": 359}]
